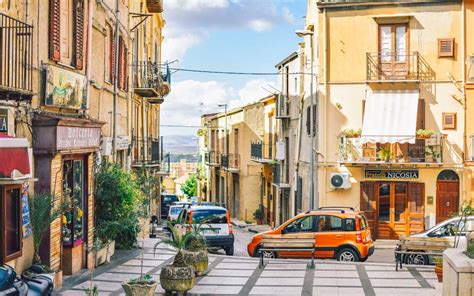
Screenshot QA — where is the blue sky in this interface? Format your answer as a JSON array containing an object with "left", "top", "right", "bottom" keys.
[{"left": 161, "top": 0, "right": 307, "bottom": 136}]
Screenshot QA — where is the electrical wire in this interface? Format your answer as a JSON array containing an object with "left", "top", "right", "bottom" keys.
[{"left": 160, "top": 67, "right": 317, "bottom": 77}]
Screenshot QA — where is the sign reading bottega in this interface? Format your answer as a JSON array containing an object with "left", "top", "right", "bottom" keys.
[{"left": 365, "top": 169, "right": 419, "bottom": 180}]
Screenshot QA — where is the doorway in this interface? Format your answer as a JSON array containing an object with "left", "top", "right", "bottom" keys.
[
  {"left": 232, "top": 175, "right": 240, "bottom": 219},
  {"left": 361, "top": 181, "right": 424, "bottom": 239},
  {"left": 436, "top": 170, "right": 459, "bottom": 223}
]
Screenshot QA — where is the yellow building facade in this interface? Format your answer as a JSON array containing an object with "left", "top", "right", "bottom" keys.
[{"left": 313, "top": 0, "right": 470, "bottom": 240}]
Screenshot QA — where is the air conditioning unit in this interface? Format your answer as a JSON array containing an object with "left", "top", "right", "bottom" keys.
[{"left": 330, "top": 173, "right": 351, "bottom": 190}]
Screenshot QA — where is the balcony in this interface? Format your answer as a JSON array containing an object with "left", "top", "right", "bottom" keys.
[
  {"left": 132, "top": 136, "right": 163, "bottom": 168},
  {"left": 146, "top": 0, "right": 163, "bottom": 13},
  {"left": 132, "top": 61, "right": 170, "bottom": 103},
  {"left": 0, "top": 13, "right": 33, "bottom": 99},
  {"left": 220, "top": 153, "right": 240, "bottom": 173},
  {"left": 339, "top": 135, "right": 444, "bottom": 166},
  {"left": 276, "top": 94, "right": 289, "bottom": 119},
  {"left": 366, "top": 52, "right": 424, "bottom": 82},
  {"left": 205, "top": 151, "right": 220, "bottom": 166},
  {"left": 251, "top": 141, "right": 275, "bottom": 164}
]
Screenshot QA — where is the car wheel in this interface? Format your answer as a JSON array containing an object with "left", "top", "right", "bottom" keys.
[
  {"left": 404, "top": 254, "right": 428, "bottom": 265},
  {"left": 225, "top": 245, "right": 234, "bottom": 256},
  {"left": 261, "top": 250, "right": 277, "bottom": 259},
  {"left": 336, "top": 248, "right": 360, "bottom": 262}
]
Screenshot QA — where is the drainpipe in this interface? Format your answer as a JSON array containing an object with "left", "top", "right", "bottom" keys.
[
  {"left": 461, "top": 1, "right": 467, "bottom": 202},
  {"left": 322, "top": 8, "right": 328, "bottom": 208},
  {"left": 86, "top": 0, "right": 93, "bottom": 111},
  {"left": 112, "top": 0, "right": 120, "bottom": 163}
]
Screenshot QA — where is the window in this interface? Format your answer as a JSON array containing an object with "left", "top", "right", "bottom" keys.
[
  {"left": 62, "top": 159, "right": 85, "bottom": 247},
  {"left": 295, "top": 176, "right": 302, "bottom": 213},
  {"left": 191, "top": 209, "right": 227, "bottom": 224},
  {"left": 1, "top": 185, "right": 22, "bottom": 263},
  {"left": 50, "top": 0, "right": 84, "bottom": 69},
  {"left": 344, "top": 218, "right": 356, "bottom": 231},
  {"left": 317, "top": 215, "right": 343, "bottom": 232},
  {"left": 379, "top": 24, "right": 408, "bottom": 62},
  {"left": 104, "top": 23, "right": 112, "bottom": 83},
  {"left": 284, "top": 215, "right": 314, "bottom": 233},
  {"left": 442, "top": 113, "right": 457, "bottom": 130},
  {"left": 306, "top": 105, "right": 316, "bottom": 136}
]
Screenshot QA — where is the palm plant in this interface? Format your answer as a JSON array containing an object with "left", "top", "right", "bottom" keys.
[
  {"left": 29, "top": 191, "right": 66, "bottom": 264},
  {"left": 155, "top": 221, "right": 193, "bottom": 267}
]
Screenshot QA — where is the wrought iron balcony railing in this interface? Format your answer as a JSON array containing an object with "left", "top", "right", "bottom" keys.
[
  {"left": 0, "top": 13, "right": 33, "bottom": 98},
  {"left": 220, "top": 153, "right": 240, "bottom": 171},
  {"left": 132, "top": 61, "right": 170, "bottom": 102},
  {"left": 132, "top": 136, "right": 162, "bottom": 167},
  {"left": 339, "top": 135, "right": 444, "bottom": 165},
  {"left": 205, "top": 150, "right": 220, "bottom": 166},
  {"left": 367, "top": 51, "right": 422, "bottom": 82},
  {"left": 251, "top": 141, "right": 275, "bottom": 163}
]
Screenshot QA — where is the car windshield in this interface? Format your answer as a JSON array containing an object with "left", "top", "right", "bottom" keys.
[
  {"left": 163, "top": 195, "right": 178, "bottom": 203},
  {"left": 191, "top": 209, "right": 227, "bottom": 224},
  {"left": 170, "top": 207, "right": 182, "bottom": 214}
]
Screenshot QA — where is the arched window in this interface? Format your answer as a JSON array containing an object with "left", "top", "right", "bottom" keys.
[{"left": 437, "top": 170, "right": 459, "bottom": 181}]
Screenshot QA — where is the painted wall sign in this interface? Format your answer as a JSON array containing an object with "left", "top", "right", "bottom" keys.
[
  {"left": 44, "top": 64, "right": 87, "bottom": 109},
  {"left": 57, "top": 126, "right": 101, "bottom": 150},
  {"left": 365, "top": 169, "right": 419, "bottom": 180},
  {"left": 0, "top": 109, "right": 7, "bottom": 132}
]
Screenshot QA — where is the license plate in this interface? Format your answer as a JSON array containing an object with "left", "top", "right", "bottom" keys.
[{"left": 202, "top": 229, "right": 219, "bottom": 235}]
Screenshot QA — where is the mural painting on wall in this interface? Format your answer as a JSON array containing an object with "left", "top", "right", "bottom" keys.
[{"left": 45, "top": 65, "right": 87, "bottom": 109}]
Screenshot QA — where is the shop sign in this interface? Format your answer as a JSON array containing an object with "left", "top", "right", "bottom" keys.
[
  {"left": 0, "top": 109, "right": 7, "bottom": 132},
  {"left": 101, "top": 136, "right": 130, "bottom": 155},
  {"left": 57, "top": 126, "right": 101, "bottom": 150},
  {"left": 44, "top": 64, "right": 87, "bottom": 109},
  {"left": 365, "top": 169, "right": 419, "bottom": 180}
]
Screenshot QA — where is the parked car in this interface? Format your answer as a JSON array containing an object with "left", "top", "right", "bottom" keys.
[
  {"left": 175, "top": 205, "right": 235, "bottom": 255},
  {"left": 161, "top": 193, "right": 179, "bottom": 219},
  {"left": 167, "top": 204, "right": 188, "bottom": 222},
  {"left": 247, "top": 207, "right": 374, "bottom": 262},
  {"left": 398, "top": 215, "right": 474, "bottom": 265}
]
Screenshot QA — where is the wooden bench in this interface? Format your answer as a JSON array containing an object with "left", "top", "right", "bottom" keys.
[
  {"left": 395, "top": 236, "right": 454, "bottom": 271},
  {"left": 258, "top": 234, "right": 316, "bottom": 269}
]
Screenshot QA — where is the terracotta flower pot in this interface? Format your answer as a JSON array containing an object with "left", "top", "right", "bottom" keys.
[
  {"left": 256, "top": 218, "right": 263, "bottom": 225},
  {"left": 434, "top": 265, "right": 443, "bottom": 282},
  {"left": 183, "top": 249, "right": 209, "bottom": 276},
  {"left": 160, "top": 264, "right": 195, "bottom": 294},
  {"left": 121, "top": 281, "right": 157, "bottom": 296}
]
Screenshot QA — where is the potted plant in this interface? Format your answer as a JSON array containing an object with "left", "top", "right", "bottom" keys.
[
  {"left": 253, "top": 208, "right": 264, "bottom": 225},
  {"left": 342, "top": 128, "right": 362, "bottom": 138},
  {"left": 379, "top": 146, "right": 392, "bottom": 162},
  {"left": 28, "top": 191, "right": 67, "bottom": 287},
  {"left": 155, "top": 224, "right": 196, "bottom": 294},
  {"left": 433, "top": 257, "right": 443, "bottom": 282},
  {"left": 416, "top": 129, "right": 435, "bottom": 139},
  {"left": 182, "top": 221, "right": 212, "bottom": 276}
]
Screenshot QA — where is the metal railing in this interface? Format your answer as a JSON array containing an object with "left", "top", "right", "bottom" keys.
[
  {"left": 205, "top": 151, "right": 220, "bottom": 165},
  {"left": 132, "top": 61, "right": 170, "bottom": 98},
  {"left": 132, "top": 136, "right": 162, "bottom": 165},
  {"left": 0, "top": 13, "right": 33, "bottom": 95},
  {"left": 339, "top": 135, "right": 444, "bottom": 164},
  {"left": 276, "top": 94, "right": 289, "bottom": 119},
  {"left": 251, "top": 141, "right": 275, "bottom": 162},
  {"left": 367, "top": 51, "right": 420, "bottom": 81},
  {"left": 220, "top": 153, "right": 240, "bottom": 170}
]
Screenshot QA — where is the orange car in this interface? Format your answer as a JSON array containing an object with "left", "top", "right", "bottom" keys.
[{"left": 247, "top": 207, "right": 374, "bottom": 262}]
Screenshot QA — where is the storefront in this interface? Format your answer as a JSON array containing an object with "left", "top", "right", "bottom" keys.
[{"left": 33, "top": 113, "right": 103, "bottom": 275}]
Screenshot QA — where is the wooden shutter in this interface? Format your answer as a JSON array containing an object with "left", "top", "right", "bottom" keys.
[
  {"left": 49, "top": 0, "right": 61, "bottom": 61},
  {"left": 118, "top": 36, "right": 124, "bottom": 89},
  {"left": 438, "top": 38, "right": 454, "bottom": 58},
  {"left": 124, "top": 46, "right": 128, "bottom": 92},
  {"left": 73, "top": 0, "right": 84, "bottom": 70},
  {"left": 417, "top": 99, "right": 425, "bottom": 129},
  {"left": 110, "top": 32, "right": 116, "bottom": 83}
]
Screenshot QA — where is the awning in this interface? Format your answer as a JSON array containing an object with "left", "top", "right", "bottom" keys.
[
  {"left": 0, "top": 134, "right": 31, "bottom": 178},
  {"left": 361, "top": 90, "right": 419, "bottom": 144}
]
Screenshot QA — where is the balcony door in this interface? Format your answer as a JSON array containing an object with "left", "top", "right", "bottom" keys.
[{"left": 379, "top": 24, "right": 408, "bottom": 79}]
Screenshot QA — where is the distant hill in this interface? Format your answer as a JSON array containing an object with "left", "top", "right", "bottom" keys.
[{"left": 162, "top": 135, "right": 198, "bottom": 154}]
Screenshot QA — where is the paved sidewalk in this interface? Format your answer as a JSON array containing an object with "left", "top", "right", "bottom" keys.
[{"left": 57, "top": 238, "right": 441, "bottom": 296}]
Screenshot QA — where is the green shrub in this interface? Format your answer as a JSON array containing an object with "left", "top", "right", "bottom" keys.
[{"left": 94, "top": 162, "right": 140, "bottom": 249}]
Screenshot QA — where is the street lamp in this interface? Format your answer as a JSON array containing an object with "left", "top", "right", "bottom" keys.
[
  {"left": 217, "top": 103, "right": 229, "bottom": 209},
  {"left": 295, "top": 28, "right": 318, "bottom": 210}
]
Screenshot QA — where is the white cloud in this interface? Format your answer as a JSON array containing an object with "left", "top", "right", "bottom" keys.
[
  {"left": 162, "top": 32, "right": 205, "bottom": 62},
  {"left": 247, "top": 20, "right": 273, "bottom": 32},
  {"left": 166, "top": 0, "right": 229, "bottom": 10},
  {"left": 282, "top": 7, "right": 295, "bottom": 24}
]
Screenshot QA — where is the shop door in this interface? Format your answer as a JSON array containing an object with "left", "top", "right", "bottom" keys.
[
  {"left": 233, "top": 176, "right": 240, "bottom": 219},
  {"left": 377, "top": 183, "right": 393, "bottom": 239}
]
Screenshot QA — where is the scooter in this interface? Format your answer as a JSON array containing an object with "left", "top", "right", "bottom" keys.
[{"left": 0, "top": 264, "right": 53, "bottom": 295}]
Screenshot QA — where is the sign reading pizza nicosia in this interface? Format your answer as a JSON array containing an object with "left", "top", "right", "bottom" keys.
[{"left": 365, "top": 169, "right": 419, "bottom": 180}]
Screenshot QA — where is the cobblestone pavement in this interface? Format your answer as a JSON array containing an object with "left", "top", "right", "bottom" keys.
[{"left": 57, "top": 238, "right": 441, "bottom": 296}]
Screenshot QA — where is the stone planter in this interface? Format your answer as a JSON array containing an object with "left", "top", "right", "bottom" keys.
[
  {"left": 121, "top": 281, "right": 157, "bottom": 296},
  {"left": 183, "top": 249, "right": 209, "bottom": 276},
  {"left": 443, "top": 248, "right": 474, "bottom": 296},
  {"left": 160, "top": 264, "right": 195, "bottom": 294},
  {"left": 95, "top": 241, "right": 115, "bottom": 267}
]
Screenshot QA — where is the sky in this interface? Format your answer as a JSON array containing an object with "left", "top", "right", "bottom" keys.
[{"left": 160, "top": 0, "right": 307, "bottom": 137}]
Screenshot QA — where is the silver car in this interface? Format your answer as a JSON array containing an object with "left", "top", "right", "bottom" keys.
[{"left": 402, "top": 215, "right": 473, "bottom": 265}]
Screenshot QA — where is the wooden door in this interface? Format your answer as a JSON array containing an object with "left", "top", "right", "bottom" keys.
[
  {"left": 379, "top": 24, "right": 409, "bottom": 79},
  {"left": 361, "top": 182, "right": 377, "bottom": 238},
  {"left": 436, "top": 181, "right": 459, "bottom": 223},
  {"left": 408, "top": 183, "right": 424, "bottom": 234},
  {"left": 377, "top": 182, "right": 393, "bottom": 239}
]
